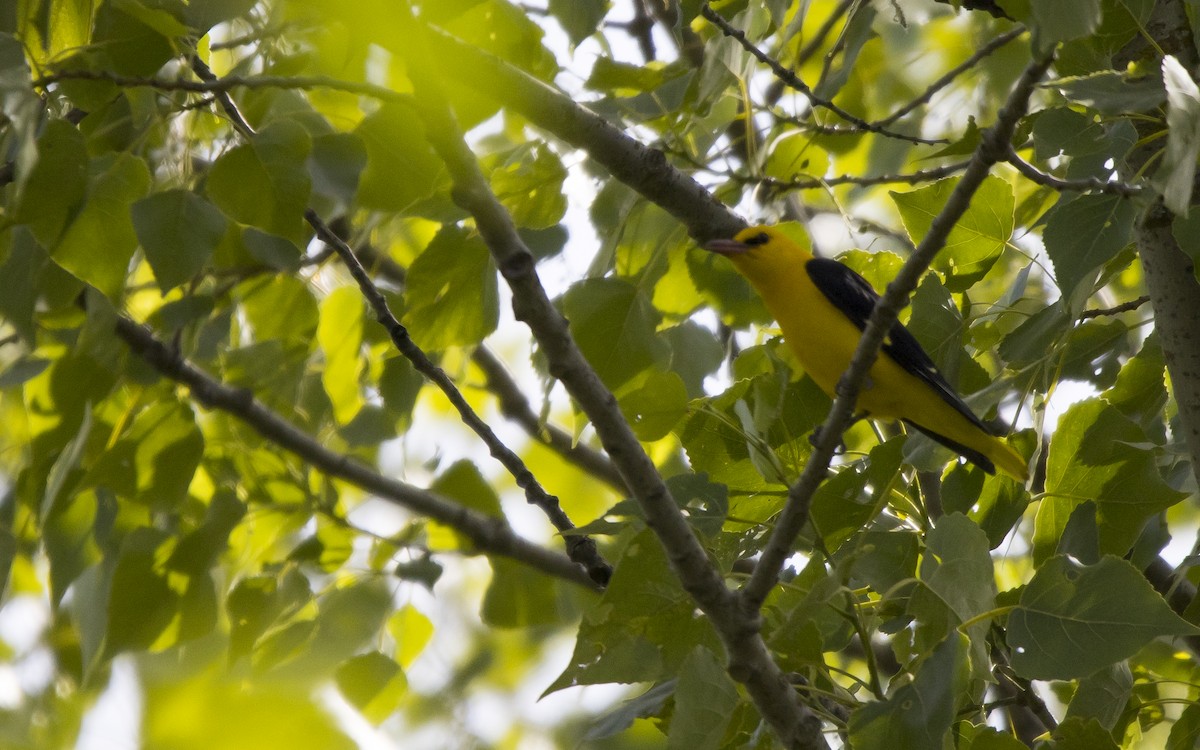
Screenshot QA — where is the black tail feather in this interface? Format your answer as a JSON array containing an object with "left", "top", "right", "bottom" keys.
[{"left": 902, "top": 420, "right": 996, "bottom": 475}]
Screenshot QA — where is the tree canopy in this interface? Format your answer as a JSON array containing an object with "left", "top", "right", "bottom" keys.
[{"left": 2, "top": 0, "right": 1200, "bottom": 748}]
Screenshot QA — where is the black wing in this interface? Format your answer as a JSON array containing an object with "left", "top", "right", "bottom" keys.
[{"left": 805, "top": 258, "right": 993, "bottom": 437}]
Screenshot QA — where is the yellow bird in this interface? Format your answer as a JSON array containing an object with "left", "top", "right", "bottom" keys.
[{"left": 705, "top": 225, "right": 1028, "bottom": 481}]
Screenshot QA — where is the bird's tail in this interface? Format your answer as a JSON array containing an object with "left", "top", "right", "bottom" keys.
[{"left": 986, "top": 439, "right": 1029, "bottom": 482}]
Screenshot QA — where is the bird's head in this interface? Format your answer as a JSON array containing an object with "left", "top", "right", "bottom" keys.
[{"left": 703, "top": 225, "right": 812, "bottom": 283}]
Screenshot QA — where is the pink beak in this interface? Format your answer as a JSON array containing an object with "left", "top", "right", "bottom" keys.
[{"left": 703, "top": 238, "right": 750, "bottom": 256}]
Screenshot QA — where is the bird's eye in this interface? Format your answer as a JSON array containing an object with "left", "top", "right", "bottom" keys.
[{"left": 744, "top": 232, "right": 770, "bottom": 246}]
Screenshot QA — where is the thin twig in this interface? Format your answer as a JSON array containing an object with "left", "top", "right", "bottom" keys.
[
  {"left": 35, "top": 68, "right": 410, "bottom": 105},
  {"left": 700, "top": 4, "right": 945, "bottom": 147},
  {"left": 112, "top": 315, "right": 598, "bottom": 589},
  {"left": 740, "top": 52, "right": 1056, "bottom": 612},
  {"left": 874, "top": 27, "right": 1027, "bottom": 127},
  {"left": 188, "top": 54, "right": 613, "bottom": 586},
  {"left": 1004, "top": 144, "right": 1144, "bottom": 197},
  {"left": 756, "top": 159, "right": 970, "bottom": 192},
  {"left": 1079, "top": 295, "right": 1151, "bottom": 319}
]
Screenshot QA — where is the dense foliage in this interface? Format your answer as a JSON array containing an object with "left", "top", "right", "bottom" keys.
[{"left": 2, "top": 0, "right": 1200, "bottom": 748}]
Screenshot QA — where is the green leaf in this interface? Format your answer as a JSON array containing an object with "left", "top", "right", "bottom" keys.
[
  {"left": 105, "top": 527, "right": 177, "bottom": 657},
  {"left": 562, "top": 278, "right": 669, "bottom": 391},
  {"left": 548, "top": 0, "right": 609, "bottom": 46},
  {"left": 482, "top": 557, "right": 564, "bottom": 628},
  {"left": 1155, "top": 56, "right": 1200, "bottom": 216},
  {"left": 132, "top": 189, "right": 227, "bottom": 291},
  {"left": 242, "top": 228, "right": 301, "bottom": 271},
  {"left": 1168, "top": 702, "right": 1200, "bottom": 750},
  {"left": 1035, "top": 399, "right": 1185, "bottom": 562},
  {"left": 0, "top": 228, "right": 49, "bottom": 342},
  {"left": 915, "top": 514, "right": 997, "bottom": 681},
  {"left": 619, "top": 370, "right": 689, "bottom": 441},
  {"left": 486, "top": 144, "right": 567, "bottom": 229},
  {"left": 402, "top": 225, "right": 499, "bottom": 350},
  {"left": 848, "top": 634, "right": 967, "bottom": 750},
  {"left": 1049, "top": 716, "right": 1120, "bottom": 750},
  {"left": 53, "top": 152, "right": 152, "bottom": 299},
  {"left": 353, "top": 102, "right": 444, "bottom": 211},
  {"left": 666, "top": 472, "right": 729, "bottom": 539},
  {"left": 662, "top": 321, "right": 724, "bottom": 398},
  {"left": 1043, "top": 193, "right": 1136, "bottom": 307},
  {"left": 238, "top": 276, "right": 319, "bottom": 344},
  {"left": 441, "top": 0, "right": 557, "bottom": 81},
  {"left": 1008, "top": 555, "right": 1200, "bottom": 680},
  {"left": 891, "top": 175, "right": 1013, "bottom": 292},
  {"left": 1065, "top": 662, "right": 1132, "bottom": 731},
  {"left": 335, "top": 652, "right": 407, "bottom": 725},
  {"left": 547, "top": 528, "right": 720, "bottom": 694},
  {"left": 318, "top": 286, "right": 366, "bottom": 425},
  {"left": 1031, "top": 0, "right": 1100, "bottom": 44},
  {"left": 13, "top": 119, "right": 88, "bottom": 247},
  {"left": 667, "top": 647, "right": 737, "bottom": 750},
  {"left": 114, "top": 400, "right": 203, "bottom": 510},
  {"left": 206, "top": 120, "right": 312, "bottom": 242},
  {"left": 308, "top": 132, "right": 367, "bottom": 207},
  {"left": 1049, "top": 71, "right": 1166, "bottom": 114},
  {"left": 387, "top": 604, "right": 434, "bottom": 668}
]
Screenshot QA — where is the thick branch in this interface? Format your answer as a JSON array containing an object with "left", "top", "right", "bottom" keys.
[
  {"left": 741, "top": 53, "right": 1056, "bottom": 611},
  {"left": 422, "top": 27, "right": 746, "bottom": 243},
  {"left": 113, "top": 315, "right": 597, "bottom": 589},
  {"left": 401, "top": 9, "right": 828, "bottom": 748}
]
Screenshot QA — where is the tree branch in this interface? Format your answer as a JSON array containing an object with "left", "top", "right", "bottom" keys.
[
  {"left": 187, "top": 55, "right": 613, "bottom": 586},
  {"left": 400, "top": 7, "right": 829, "bottom": 747},
  {"left": 699, "top": 4, "right": 946, "bottom": 147},
  {"left": 1004, "top": 144, "right": 1143, "bottom": 197},
  {"left": 874, "top": 27, "right": 1027, "bottom": 127},
  {"left": 112, "top": 315, "right": 598, "bottom": 590},
  {"left": 421, "top": 26, "right": 746, "bottom": 243},
  {"left": 754, "top": 159, "right": 970, "bottom": 192},
  {"left": 740, "top": 52, "right": 1056, "bottom": 611}
]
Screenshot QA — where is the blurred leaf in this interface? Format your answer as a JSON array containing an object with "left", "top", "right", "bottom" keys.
[
  {"left": 105, "top": 527, "right": 177, "bottom": 657},
  {"left": 132, "top": 190, "right": 227, "bottom": 292},
  {"left": 1049, "top": 716, "right": 1121, "bottom": 750},
  {"left": 239, "top": 276, "right": 320, "bottom": 344},
  {"left": 667, "top": 647, "right": 737, "bottom": 750},
  {"left": 482, "top": 557, "right": 564, "bottom": 628},
  {"left": 1155, "top": 56, "right": 1200, "bottom": 216},
  {"left": 549, "top": 0, "right": 609, "bottom": 46},
  {"left": 242, "top": 228, "right": 301, "bottom": 271},
  {"left": 1049, "top": 71, "right": 1166, "bottom": 114},
  {"left": 1031, "top": 0, "right": 1100, "bottom": 44},
  {"left": 388, "top": 604, "right": 434, "bottom": 668},
  {"left": 1169, "top": 702, "right": 1200, "bottom": 750},
  {"left": 892, "top": 175, "right": 1013, "bottom": 292},
  {"left": 486, "top": 143, "right": 567, "bottom": 229},
  {"left": 335, "top": 651, "right": 407, "bottom": 724},
  {"left": 353, "top": 102, "right": 444, "bottom": 211},
  {"left": 318, "top": 286, "right": 366, "bottom": 424},
  {"left": 13, "top": 120, "right": 88, "bottom": 247},
  {"left": 1008, "top": 555, "right": 1200, "bottom": 680},
  {"left": 402, "top": 225, "right": 499, "bottom": 350},
  {"left": 562, "top": 278, "right": 669, "bottom": 391},
  {"left": 53, "top": 152, "right": 151, "bottom": 299},
  {"left": 308, "top": 132, "right": 367, "bottom": 207},
  {"left": 619, "top": 370, "right": 689, "bottom": 441}
]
